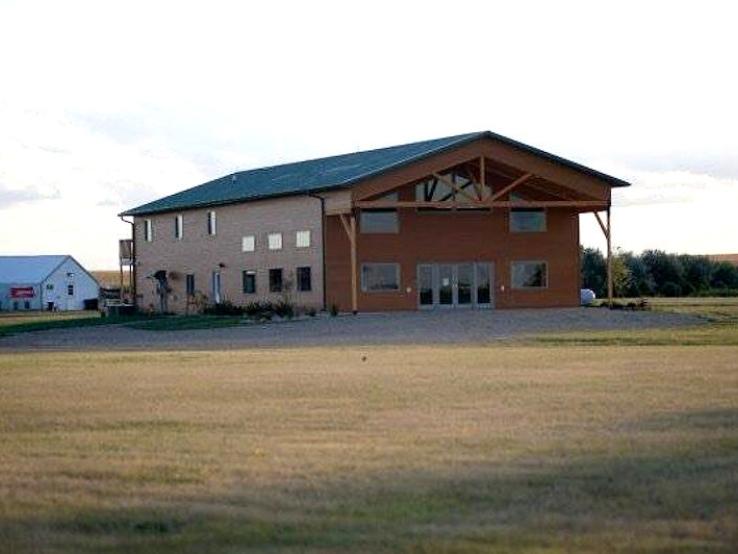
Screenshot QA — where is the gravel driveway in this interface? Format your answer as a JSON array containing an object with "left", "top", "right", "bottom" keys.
[{"left": 0, "top": 308, "right": 700, "bottom": 352}]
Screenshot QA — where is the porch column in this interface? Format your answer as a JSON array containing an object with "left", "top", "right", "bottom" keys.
[
  {"left": 594, "top": 208, "right": 613, "bottom": 308},
  {"left": 350, "top": 214, "right": 358, "bottom": 314},
  {"left": 606, "top": 207, "right": 613, "bottom": 308}
]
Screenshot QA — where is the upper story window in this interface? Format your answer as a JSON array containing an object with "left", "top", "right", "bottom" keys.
[
  {"left": 296, "top": 230, "right": 311, "bottom": 248},
  {"left": 360, "top": 193, "right": 399, "bottom": 234},
  {"left": 511, "top": 261, "right": 548, "bottom": 289},
  {"left": 242, "top": 235, "right": 256, "bottom": 252},
  {"left": 207, "top": 211, "right": 217, "bottom": 235},
  {"left": 175, "top": 214, "right": 183, "bottom": 239},
  {"left": 510, "top": 194, "right": 546, "bottom": 232},
  {"left": 268, "top": 233, "right": 283, "bottom": 250},
  {"left": 144, "top": 219, "right": 153, "bottom": 242}
]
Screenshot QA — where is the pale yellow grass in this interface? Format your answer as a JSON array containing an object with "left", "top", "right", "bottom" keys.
[{"left": 1, "top": 345, "right": 737, "bottom": 552}]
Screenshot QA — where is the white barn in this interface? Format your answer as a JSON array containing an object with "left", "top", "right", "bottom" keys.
[{"left": 0, "top": 255, "right": 100, "bottom": 311}]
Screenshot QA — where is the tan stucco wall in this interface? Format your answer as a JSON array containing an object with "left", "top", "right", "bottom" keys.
[{"left": 134, "top": 195, "right": 324, "bottom": 313}]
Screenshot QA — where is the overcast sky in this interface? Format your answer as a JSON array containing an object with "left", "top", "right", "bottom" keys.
[{"left": 1, "top": 0, "right": 736, "bottom": 269}]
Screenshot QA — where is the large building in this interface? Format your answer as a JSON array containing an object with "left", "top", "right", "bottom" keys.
[
  {"left": 120, "top": 131, "right": 629, "bottom": 313},
  {"left": 0, "top": 255, "right": 100, "bottom": 311}
]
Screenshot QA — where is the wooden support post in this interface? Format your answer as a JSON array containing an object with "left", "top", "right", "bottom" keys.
[
  {"left": 594, "top": 209, "right": 613, "bottom": 307},
  {"left": 479, "top": 156, "right": 486, "bottom": 199},
  {"left": 349, "top": 214, "right": 358, "bottom": 314},
  {"left": 606, "top": 207, "right": 613, "bottom": 308},
  {"left": 339, "top": 213, "right": 359, "bottom": 314}
]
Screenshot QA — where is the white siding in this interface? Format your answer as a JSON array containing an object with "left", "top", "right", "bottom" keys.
[{"left": 41, "top": 258, "right": 99, "bottom": 311}]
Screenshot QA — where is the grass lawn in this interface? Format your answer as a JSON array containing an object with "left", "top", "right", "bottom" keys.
[
  {"left": 0, "top": 311, "right": 153, "bottom": 337},
  {"left": 1, "top": 334, "right": 737, "bottom": 552},
  {"left": 532, "top": 297, "right": 738, "bottom": 347},
  {"left": 125, "top": 315, "right": 245, "bottom": 331}
]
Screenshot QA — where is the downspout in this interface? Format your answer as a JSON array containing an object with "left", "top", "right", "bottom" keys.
[
  {"left": 307, "top": 193, "right": 328, "bottom": 311},
  {"left": 119, "top": 216, "right": 137, "bottom": 306}
]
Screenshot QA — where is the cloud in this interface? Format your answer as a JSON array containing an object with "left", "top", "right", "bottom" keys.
[{"left": 0, "top": 183, "right": 60, "bottom": 208}]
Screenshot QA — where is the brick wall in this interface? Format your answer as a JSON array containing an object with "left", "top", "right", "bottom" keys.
[{"left": 134, "top": 195, "right": 324, "bottom": 313}]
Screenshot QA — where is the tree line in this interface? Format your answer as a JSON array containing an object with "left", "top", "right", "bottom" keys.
[{"left": 581, "top": 248, "right": 738, "bottom": 298}]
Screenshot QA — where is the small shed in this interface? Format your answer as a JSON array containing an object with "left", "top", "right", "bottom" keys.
[{"left": 0, "top": 255, "right": 100, "bottom": 311}]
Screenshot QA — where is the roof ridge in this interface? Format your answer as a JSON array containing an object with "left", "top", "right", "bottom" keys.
[
  {"left": 121, "top": 130, "right": 629, "bottom": 217},
  {"left": 233, "top": 131, "right": 485, "bottom": 177}
]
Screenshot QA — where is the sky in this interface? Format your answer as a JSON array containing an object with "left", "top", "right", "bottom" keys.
[{"left": 0, "top": 0, "right": 736, "bottom": 269}]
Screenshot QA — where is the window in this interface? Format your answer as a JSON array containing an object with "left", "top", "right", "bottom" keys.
[
  {"left": 242, "top": 270, "right": 256, "bottom": 294},
  {"left": 46, "top": 283, "right": 54, "bottom": 291},
  {"left": 510, "top": 210, "right": 546, "bottom": 232},
  {"left": 207, "top": 211, "right": 217, "bottom": 235},
  {"left": 175, "top": 214, "right": 183, "bottom": 239},
  {"left": 67, "top": 284, "right": 74, "bottom": 296},
  {"left": 361, "top": 263, "right": 400, "bottom": 292},
  {"left": 269, "top": 268, "right": 283, "bottom": 292},
  {"left": 296, "top": 266, "right": 312, "bottom": 292},
  {"left": 511, "top": 261, "right": 548, "bottom": 289},
  {"left": 144, "top": 219, "right": 153, "bottom": 242},
  {"left": 186, "top": 274, "right": 195, "bottom": 296},
  {"left": 268, "top": 233, "right": 283, "bottom": 250},
  {"left": 242, "top": 235, "right": 256, "bottom": 252},
  {"left": 510, "top": 193, "right": 546, "bottom": 232},
  {"left": 24, "top": 301, "right": 30, "bottom": 310},
  {"left": 296, "top": 230, "right": 311, "bottom": 248},
  {"left": 360, "top": 192, "right": 398, "bottom": 233}
]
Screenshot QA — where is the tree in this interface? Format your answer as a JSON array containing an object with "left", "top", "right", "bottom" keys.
[
  {"left": 620, "top": 251, "right": 653, "bottom": 297},
  {"left": 641, "top": 250, "right": 685, "bottom": 296},
  {"left": 711, "top": 262, "right": 738, "bottom": 289},
  {"left": 680, "top": 255, "right": 712, "bottom": 294},
  {"left": 611, "top": 249, "right": 632, "bottom": 297},
  {"left": 581, "top": 247, "right": 606, "bottom": 297}
]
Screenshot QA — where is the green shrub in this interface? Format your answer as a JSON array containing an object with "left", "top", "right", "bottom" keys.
[
  {"left": 274, "top": 300, "right": 295, "bottom": 319},
  {"left": 203, "top": 301, "right": 244, "bottom": 316},
  {"left": 244, "top": 301, "right": 274, "bottom": 318}
]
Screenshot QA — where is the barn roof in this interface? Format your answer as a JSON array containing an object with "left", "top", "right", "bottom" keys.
[
  {"left": 121, "top": 130, "right": 631, "bottom": 216},
  {"left": 0, "top": 255, "right": 70, "bottom": 284}
]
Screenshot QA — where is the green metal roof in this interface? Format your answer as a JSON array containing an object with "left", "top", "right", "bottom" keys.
[{"left": 120, "top": 131, "right": 630, "bottom": 216}]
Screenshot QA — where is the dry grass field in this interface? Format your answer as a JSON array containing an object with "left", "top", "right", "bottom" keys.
[
  {"left": 1, "top": 299, "right": 737, "bottom": 552},
  {"left": 91, "top": 270, "right": 131, "bottom": 290}
]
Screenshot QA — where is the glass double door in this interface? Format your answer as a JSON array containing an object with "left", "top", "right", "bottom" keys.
[{"left": 418, "top": 263, "right": 493, "bottom": 309}]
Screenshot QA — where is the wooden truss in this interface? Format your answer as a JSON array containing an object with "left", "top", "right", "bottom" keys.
[{"left": 354, "top": 157, "right": 608, "bottom": 211}]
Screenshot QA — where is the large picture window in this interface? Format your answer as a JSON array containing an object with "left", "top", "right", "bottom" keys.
[
  {"left": 361, "top": 263, "right": 400, "bottom": 292},
  {"left": 511, "top": 261, "right": 548, "bottom": 289}
]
